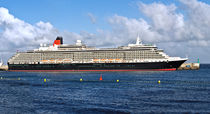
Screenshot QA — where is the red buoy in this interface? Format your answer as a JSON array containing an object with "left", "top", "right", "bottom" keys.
[{"left": 99, "top": 74, "right": 103, "bottom": 81}]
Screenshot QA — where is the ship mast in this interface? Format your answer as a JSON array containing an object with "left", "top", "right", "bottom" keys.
[
  {"left": 0, "top": 58, "right": 3, "bottom": 66},
  {"left": 136, "top": 34, "right": 142, "bottom": 45}
]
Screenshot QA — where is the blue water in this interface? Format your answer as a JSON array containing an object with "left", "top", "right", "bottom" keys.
[{"left": 0, "top": 65, "right": 210, "bottom": 113}]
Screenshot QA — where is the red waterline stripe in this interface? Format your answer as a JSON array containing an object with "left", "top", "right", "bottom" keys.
[{"left": 9, "top": 68, "right": 176, "bottom": 72}]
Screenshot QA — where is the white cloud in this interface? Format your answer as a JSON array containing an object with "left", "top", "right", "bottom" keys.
[
  {"left": 87, "top": 13, "right": 96, "bottom": 24},
  {"left": 0, "top": 7, "right": 60, "bottom": 63},
  {"left": 107, "top": 15, "right": 163, "bottom": 45},
  {"left": 0, "top": 7, "right": 58, "bottom": 49},
  {"left": 105, "top": 0, "right": 210, "bottom": 62},
  {"left": 180, "top": 0, "right": 210, "bottom": 40},
  {"left": 137, "top": 0, "right": 210, "bottom": 44},
  {"left": 139, "top": 2, "right": 185, "bottom": 41}
]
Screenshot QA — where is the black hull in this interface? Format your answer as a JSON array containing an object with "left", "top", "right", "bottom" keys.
[{"left": 8, "top": 60, "right": 186, "bottom": 71}]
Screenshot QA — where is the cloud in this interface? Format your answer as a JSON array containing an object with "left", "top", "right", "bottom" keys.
[
  {"left": 108, "top": 15, "right": 162, "bottom": 43},
  {"left": 139, "top": 2, "right": 185, "bottom": 41},
  {"left": 0, "top": 7, "right": 60, "bottom": 63},
  {"left": 180, "top": 0, "right": 210, "bottom": 40},
  {"left": 0, "top": 7, "right": 58, "bottom": 49},
  {"left": 87, "top": 12, "right": 96, "bottom": 24},
  {"left": 105, "top": 0, "right": 210, "bottom": 62},
  {"left": 137, "top": 0, "right": 210, "bottom": 45}
]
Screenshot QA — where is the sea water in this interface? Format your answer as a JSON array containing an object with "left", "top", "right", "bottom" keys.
[{"left": 0, "top": 64, "right": 210, "bottom": 113}]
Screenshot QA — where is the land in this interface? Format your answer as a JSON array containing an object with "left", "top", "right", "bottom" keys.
[{"left": 0, "top": 65, "right": 8, "bottom": 71}]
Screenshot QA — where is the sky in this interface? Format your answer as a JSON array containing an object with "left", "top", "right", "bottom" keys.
[{"left": 0, "top": 0, "right": 210, "bottom": 63}]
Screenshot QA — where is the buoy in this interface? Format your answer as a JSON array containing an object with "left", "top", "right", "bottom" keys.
[
  {"left": 0, "top": 77, "right": 2, "bottom": 79},
  {"left": 99, "top": 74, "right": 103, "bottom": 81},
  {"left": 18, "top": 78, "right": 20, "bottom": 80},
  {"left": 158, "top": 80, "right": 161, "bottom": 84},
  {"left": 80, "top": 78, "right": 83, "bottom": 82},
  {"left": 44, "top": 78, "right": 47, "bottom": 82},
  {"left": 117, "top": 80, "right": 119, "bottom": 82}
]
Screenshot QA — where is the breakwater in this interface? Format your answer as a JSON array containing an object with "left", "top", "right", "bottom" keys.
[{"left": 178, "top": 63, "right": 200, "bottom": 70}]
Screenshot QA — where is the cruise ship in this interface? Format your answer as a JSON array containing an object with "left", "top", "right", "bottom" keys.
[{"left": 8, "top": 36, "right": 187, "bottom": 72}]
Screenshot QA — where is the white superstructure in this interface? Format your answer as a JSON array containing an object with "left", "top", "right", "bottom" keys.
[{"left": 8, "top": 36, "right": 188, "bottom": 64}]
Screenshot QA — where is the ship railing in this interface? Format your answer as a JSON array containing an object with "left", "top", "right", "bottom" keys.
[{"left": 168, "top": 57, "right": 187, "bottom": 61}]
